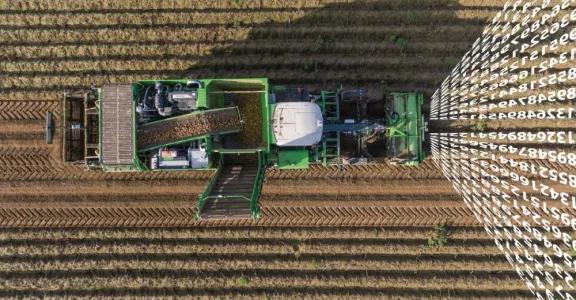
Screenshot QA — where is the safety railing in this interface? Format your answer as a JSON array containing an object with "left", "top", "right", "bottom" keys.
[
  {"left": 196, "top": 152, "right": 265, "bottom": 219},
  {"left": 195, "top": 154, "right": 224, "bottom": 219},
  {"left": 249, "top": 151, "right": 266, "bottom": 218}
]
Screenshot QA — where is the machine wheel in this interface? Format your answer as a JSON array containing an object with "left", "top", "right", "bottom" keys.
[{"left": 45, "top": 111, "right": 54, "bottom": 144}]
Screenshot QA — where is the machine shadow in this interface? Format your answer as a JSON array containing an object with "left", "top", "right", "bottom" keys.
[
  {"left": 180, "top": 0, "right": 489, "bottom": 102},
  {"left": 176, "top": 0, "right": 492, "bottom": 161}
]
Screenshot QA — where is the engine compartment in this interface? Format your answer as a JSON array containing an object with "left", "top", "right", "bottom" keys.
[{"left": 136, "top": 80, "right": 201, "bottom": 124}]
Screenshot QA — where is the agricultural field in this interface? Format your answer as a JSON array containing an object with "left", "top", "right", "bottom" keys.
[
  {"left": 0, "top": 226, "right": 538, "bottom": 299},
  {"left": 0, "top": 0, "right": 574, "bottom": 298}
]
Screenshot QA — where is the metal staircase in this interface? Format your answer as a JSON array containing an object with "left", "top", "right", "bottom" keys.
[
  {"left": 321, "top": 132, "right": 340, "bottom": 166},
  {"left": 197, "top": 153, "right": 264, "bottom": 220},
  {"left": 320, "top": 91, "right": 339, "bottom": 121}
]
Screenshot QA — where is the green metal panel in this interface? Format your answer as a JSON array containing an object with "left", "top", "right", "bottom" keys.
[
  {"left": 196, "top": 154, "right": 224, "bottom": 219},
  {"left": 97, "top": 88, "right": 103, "bottom": 166},
  {"left": 268, "top": 103, "right": 277, "bottom": 145},
  {"left": 197, "top": 83, "right": 209, "bottom": 108},
  {"left": 388, "top": 92, "right": 425, "bottom": 165},
  {"left": 261, "top": 78, "right": 271, "bottom": 154},
  {"left": 278, "top": 149, "right": 309, "bottom": 169},
  {"left": 203, "top": 78, "right": 271, "bottom": 155},
  {"left": 251, "top": 151, "right": 265, "bottom": 218},
  {"left": 131, "top": 84, "right": 141, "bottom": 170}
]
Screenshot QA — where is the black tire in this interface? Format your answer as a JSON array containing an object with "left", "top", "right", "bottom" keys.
[{"left": 45, "top": 111, "right": 54, "bottom": 144}]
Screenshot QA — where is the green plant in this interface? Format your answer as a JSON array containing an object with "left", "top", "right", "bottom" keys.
[
  {"left": 407, "top": 12, "right": 418, "bottom": 23},
  {"left": 428, "top": 224, "right": 448, "bottom": 247},
  {"left": 447, "top": 57, "right": 459, "bottom": 68},
  {"left": 238, "top": 275, "right": 250, "bottom": 286},
  {"left": 472, "top": 120, "right": 488, "bottom": 132},
  {"left": 231, "top": 0, "right": 242, "bottom": 6},
  {"left": 308, "top": 259, "right": 321, "bottom": 269},
  {"left": 389, "top": 34, "right": 409, "bottom": 51}
]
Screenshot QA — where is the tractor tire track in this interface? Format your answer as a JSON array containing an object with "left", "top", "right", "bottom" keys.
[
  {"left": 0, "top": 146, "right": 54, "bottom": 167},
  {"left": 266, "top": 160, "right": 444, "bottom": 180},
  {"left": 0, "top": 206, "right": 481, "bottom": 228},
  {"left": 3, "top": 204, "right": 568, "bottom": 228},
  {"left": 0, "top": 100, "right": 59, "bottom": 120}
]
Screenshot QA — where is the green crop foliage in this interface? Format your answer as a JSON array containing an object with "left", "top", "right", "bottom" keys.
[
  {"left": 472, "top": 120, "right": 488, "bottom": 132},
  {"left": 428, "top": 224, "right": 448, "bottom": 247},
  {"left": 407, "top": 12, "right": 418, "bottom": 23},
  {"left": 231, "top": 0, "right": 242, "bottom": 6},
  {"left": 389, "top": 34, "right": 409, "bottom": 51},
  {"left": 309, "top": 259, "right": 321, "bottom": 269},
  {"left": 238, "top": 276, "right": 250, "bottom": 286}
]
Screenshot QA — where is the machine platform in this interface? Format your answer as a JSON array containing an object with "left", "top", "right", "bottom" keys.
[{"left": 101, "top": 85, "right": 135, "bottom": 167}]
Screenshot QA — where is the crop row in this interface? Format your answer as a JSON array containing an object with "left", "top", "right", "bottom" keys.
[
  {"left": 1, "top": 0, "right": 511, "bottom": 12},
  {"left": 0, "top": 56, "right": 453, "bottom": 74},
  {"left": 0, "top": 10, "right": 495, "bottom": 28},
  {"left": 5, "top": 40, "right": 573, "bottom": 62},
  {"left": 3, "top": 57, "right": 573, "bottom": 83},
  {"left": 0, "top": 269, "right": 524, "bottom": 286},
  {"left": 0, "top": 41, "right": 474, "bottom": 60},
  {"left": 0, "top": 274, "right": 534, "bottom": 299},
  {"left": 0, "top": 226, "right": 488, "bottom": 240},
  {"left": 0, "top": 25, "right": 488, "bottom": 44},
  {"left": 0, "top": 254, "right": 511, "bottom": 272},
  {"left": 0, "top": 239, "right": 501, "bottom": 256},
  {"left": 0, "top": 71, "right": 460, "bottom": 90}
]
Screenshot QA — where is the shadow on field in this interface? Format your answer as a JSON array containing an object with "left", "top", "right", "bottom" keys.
[{"left": 180, "top": 0, "right": 490, "bottom": 104}]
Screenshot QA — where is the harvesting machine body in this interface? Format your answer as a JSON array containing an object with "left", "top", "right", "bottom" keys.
[{"left": 62, "top": 78, "right": 426, "bottom": 220}]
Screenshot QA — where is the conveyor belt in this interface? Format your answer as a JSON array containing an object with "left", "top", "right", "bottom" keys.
[
  {"left": 136, "top": 107, "right": 242, "bottom": 151},
  {"left": 101, "top": 85, "right": 134, "bottom": 166}
]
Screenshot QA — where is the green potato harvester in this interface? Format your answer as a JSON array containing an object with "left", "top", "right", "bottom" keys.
[{"left": 62, "top": 78, "right": 426, "bottom": 219}]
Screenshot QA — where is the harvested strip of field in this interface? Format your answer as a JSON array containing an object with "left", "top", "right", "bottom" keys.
[
  {"left": 0, "top": 100, "right": 59, "bottom": 120},
  {"left": 0, "top": 206, "right": 481, "bottom": 228},
  {"left": 266, "top": 159, "right": 445, "bottom": 179}
]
